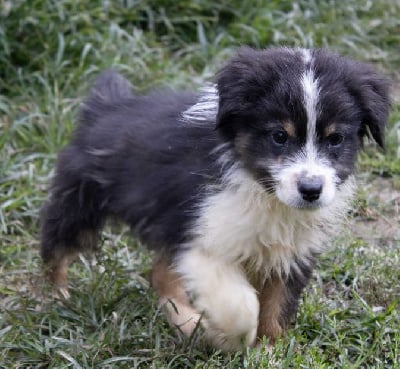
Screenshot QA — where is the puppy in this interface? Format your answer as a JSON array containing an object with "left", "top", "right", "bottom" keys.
[{"left": 40, "top": 47, "right": 390, "bottom": 350}]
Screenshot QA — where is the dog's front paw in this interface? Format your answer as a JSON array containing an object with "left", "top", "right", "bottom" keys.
[
  {"left": 195, "top": 278, "right": 259, "bottom": 350},
  {"left": 177, "top": 248, "right": 260, "bottom": 350}
]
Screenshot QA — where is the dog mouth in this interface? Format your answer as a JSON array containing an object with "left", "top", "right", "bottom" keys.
[{"left": 288, "top": 198, "right": 324, "bottom": 210}]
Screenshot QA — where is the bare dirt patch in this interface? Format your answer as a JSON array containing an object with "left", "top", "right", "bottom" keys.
[{"left": 351, "top": 176, "right": 400, "bottom": 247}]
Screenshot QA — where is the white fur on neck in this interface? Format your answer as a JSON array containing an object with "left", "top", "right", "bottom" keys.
[{"left": 190, "top": 166, "right": 356, "bottom": 277}]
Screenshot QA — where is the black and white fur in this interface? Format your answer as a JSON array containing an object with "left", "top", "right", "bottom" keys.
[{"left": 40, "top": 47, "right": 390, "bottom": 350}]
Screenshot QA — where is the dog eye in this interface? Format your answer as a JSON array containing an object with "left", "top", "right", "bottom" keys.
[
  {"left": 327, "top": 133, "right": 344, "bottom": 147},
  {"left": 271, "top": 130, "right": 288, "bottom": 145}
]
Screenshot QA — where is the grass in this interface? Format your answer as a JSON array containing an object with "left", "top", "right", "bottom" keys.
[{"left": 1, "top": 0, "right": 400, "bottom": 367}]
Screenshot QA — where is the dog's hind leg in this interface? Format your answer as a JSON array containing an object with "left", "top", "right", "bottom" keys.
[
  {"left": 150, "top": 255, "right": 201, "bottom": 337},
  {"left": 40, "top": 149, "right": 106, "bottom": 297},
  {"left": 40, "top": 219, "right": 100, "bottom": 298}
]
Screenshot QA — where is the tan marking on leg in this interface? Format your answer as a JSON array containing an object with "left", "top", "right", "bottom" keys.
[
  {"left": 257, "top": 275, "right": 286, "bottom": 346},
  {"left": 151, "top": 256, "right": 200, "bottom": 337},
  {"left": 44, "top": 250, "right": 79, "bottom": 299},
  {"left": 43, "top": 229, "right": 98, "bottom": 299}
]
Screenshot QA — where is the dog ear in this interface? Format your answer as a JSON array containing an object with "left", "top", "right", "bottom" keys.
[
  {"left": 215, "top": 47, "right": 305, "bottom": 139},
  {"left": 351, "top": 66, "right": 391, "bottom": 148},
  {"left": 215, "top": 47, "right": 271, "bottom": 138}
]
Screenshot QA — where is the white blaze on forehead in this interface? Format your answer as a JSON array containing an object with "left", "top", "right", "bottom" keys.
[
  {"left": 300, "top": 50, "right": 320, "bottom": 159},
  {"left": 270, "top": 49, "right": 341, "bottom": 210}
]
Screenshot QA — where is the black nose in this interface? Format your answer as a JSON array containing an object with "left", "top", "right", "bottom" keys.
[{"left": 297, "top": 178, "right": 323, "bottom": 202}]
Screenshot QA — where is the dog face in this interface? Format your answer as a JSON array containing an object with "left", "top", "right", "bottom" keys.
[{"left": 216, "top": 47, "right": 389, "bottom": 209}]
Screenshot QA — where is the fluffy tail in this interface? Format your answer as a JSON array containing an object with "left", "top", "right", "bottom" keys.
[{"left": 80, "top": 69, "right": 133, "bottom": 124}]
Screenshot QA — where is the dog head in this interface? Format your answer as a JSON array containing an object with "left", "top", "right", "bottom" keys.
[{"left": 215, "top": 47, "right": 390, "bottom": 209}]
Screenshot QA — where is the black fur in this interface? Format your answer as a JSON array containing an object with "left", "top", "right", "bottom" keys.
[{"left": 41, "top": 71, "right": 226, "bottom": 260}]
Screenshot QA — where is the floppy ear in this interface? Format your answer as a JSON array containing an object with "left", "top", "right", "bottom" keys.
[
  {"left": 351, "top": 66, "right": 391, "bottom": 148},
  {"left": 215, "top": 47, "right": 294, "bottom": 139},
  {"left": 215, "top": 47, "right": 265, "bottom": 137}
]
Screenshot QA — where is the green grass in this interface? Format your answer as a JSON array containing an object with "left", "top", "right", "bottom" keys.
[{"left": 1, "top": 0, "right": 400, "bottom": 367}]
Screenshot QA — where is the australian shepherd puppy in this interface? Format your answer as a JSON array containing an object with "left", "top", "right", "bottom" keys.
[{"left": 40, "top": 47, "right": 390, "bottom": 351}]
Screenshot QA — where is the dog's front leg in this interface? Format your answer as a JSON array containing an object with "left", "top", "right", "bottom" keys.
[
  {"left": 150, "top": 255, "right": 201, "bottom": 337},
  {"left": 176, "top": 248, "right": 259, "bottom": 351},
  {"left": 256, "top": 274, "right": 286, "bottom": 347},
  {"left": 257, "top": 259, "right": 315, "bottom": 348}
]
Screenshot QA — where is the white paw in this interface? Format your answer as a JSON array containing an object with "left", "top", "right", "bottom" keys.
[
  {"left": 199, "top": 283, "right": 259, "bottom": 350},
  {"left": 176, "top": 248, "right": 260, "bottom": 350},
  {"left": 162, "top": 297, "right": 201, "bottom": 337}
]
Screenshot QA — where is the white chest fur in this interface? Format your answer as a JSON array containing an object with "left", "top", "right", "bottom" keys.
[{"left": 190, "top": 167, "right": 355, "bottom": 277}]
